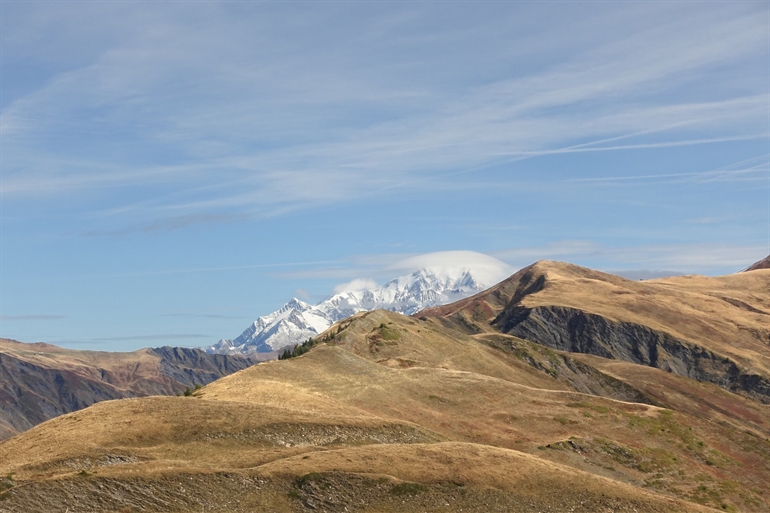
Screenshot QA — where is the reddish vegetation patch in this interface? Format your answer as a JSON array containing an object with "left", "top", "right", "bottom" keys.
[{"left": 472, "top": 300, "right": 495, "bottom": 320}]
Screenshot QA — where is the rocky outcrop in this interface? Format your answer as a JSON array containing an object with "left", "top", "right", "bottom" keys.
[{"left": 494, "top": 305, "right": 770, "bottom": 403}]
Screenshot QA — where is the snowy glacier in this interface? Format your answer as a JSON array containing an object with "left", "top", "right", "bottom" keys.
[{"left": 204, "top": 266, "right": 499, "bottom": 356}]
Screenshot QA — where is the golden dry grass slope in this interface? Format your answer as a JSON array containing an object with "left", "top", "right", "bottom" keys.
[{"left": 1, "top": 262, "right": 769, "bottom": 512}]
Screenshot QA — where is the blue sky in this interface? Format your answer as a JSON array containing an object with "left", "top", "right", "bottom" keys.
[{"left": 1, "top": 1, "right": 768, "bottom": 351}]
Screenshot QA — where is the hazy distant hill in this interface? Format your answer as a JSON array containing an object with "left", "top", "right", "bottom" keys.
[
  {"left": 2, "top": 261, "right": 768, "bottom": 512},
  {"left": 0, "top": 339, "right": 257, "bottom": 440}
]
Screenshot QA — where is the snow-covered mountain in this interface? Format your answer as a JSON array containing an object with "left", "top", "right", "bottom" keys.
[{"left": 204, "top": 266, "right": 499, "bottom": 356}]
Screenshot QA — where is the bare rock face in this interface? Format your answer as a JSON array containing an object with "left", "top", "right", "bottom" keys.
[
  {"left": 476, "top": 333, "right": 657, "bottom": 405},
  {"left": 495, "top": 305, "right": 770, "bottom": 403}
]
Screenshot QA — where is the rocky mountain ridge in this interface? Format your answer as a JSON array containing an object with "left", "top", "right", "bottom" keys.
[
  {"left": 205, "top": 266, "right": 491, "bottom": 355},
  {"left": 421, "top": 259, "right": 770, "bottom": 403}
]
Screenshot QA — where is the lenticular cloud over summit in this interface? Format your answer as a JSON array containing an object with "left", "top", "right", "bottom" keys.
[
  {"left": 333, "top": 278, "right": 380, "bottom": 294},
  {"left": 388, "top": 251, "right": 513, "bottom": 289}
]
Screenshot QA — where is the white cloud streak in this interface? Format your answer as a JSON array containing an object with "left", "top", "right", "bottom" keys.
[
  {"left": 79, "top": 259, "right": 345, "bottom": 278},
  {"left": 567, "top": 154, "right": 770, "bottom": 185}
]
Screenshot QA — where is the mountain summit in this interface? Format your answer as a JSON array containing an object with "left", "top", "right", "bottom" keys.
[{"left": 204, "top": 266, "right": 492, "bottom": 355}]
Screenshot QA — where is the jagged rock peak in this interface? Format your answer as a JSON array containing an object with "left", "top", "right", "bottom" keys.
[{"left": 203, "top": 264, "right": 507, "bottom": 356}]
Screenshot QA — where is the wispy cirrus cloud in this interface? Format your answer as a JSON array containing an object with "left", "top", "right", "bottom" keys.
[
  {"left": 162, "top": 313, "right": 244, "bottom": 320},
  {"left": 0, "top": 315, "right": 64, "bottom": 321},
  {"left": 78, "top": 259, "right": 344, "bottom": 278},
  {"left": 1, "top": 3, "right": 767, "bottom": 232},
  {"left": 88, "top": 334, "right": 210, "bottom": 342},
  {"left": 497, "top": 241, "right": 767, "bottom": 274},
  {"left": 3, "top": 3, "right": 767, "bottom": 354},
  {"left": 567, "top": 154, "right": 770, "bottom": 186},
  {"left": 597, "top": 244, "right": 768, "bottom": 273},
  {"left": 491, "top": 241, "right": 603, "bottom": 264}
]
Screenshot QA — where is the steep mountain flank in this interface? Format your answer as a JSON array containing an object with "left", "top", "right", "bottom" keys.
[
  {"left": 744, "top": 254, "right": 770, "bottom": 271},
  {"left": 497, "top": 305, "right": 770, "bottom": 403},
  {"left": 474, "top": 333, "right": 657, "bottom": 405},
  {"left": 0, "top": 339, "right": 256, "bottom": 439},
  {"left": 421, "top": 261, "right": 770, "bottom": 402}
]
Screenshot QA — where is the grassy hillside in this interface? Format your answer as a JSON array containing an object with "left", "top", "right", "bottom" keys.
[{"left": 2, "top": 302, "right": 769, "bottom": 512}]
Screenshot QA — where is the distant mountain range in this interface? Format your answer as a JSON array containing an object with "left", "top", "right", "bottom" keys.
[
  {"left": 204, "top": 266, "right": 490, "bottom": 355},
  {"left": 0, "top": 340, "right": 257, "bottom": 440}
]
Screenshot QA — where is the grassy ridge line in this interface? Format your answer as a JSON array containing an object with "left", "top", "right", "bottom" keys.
[{"left": 422, "top": 262, "right": 770, "bottom": 369}]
